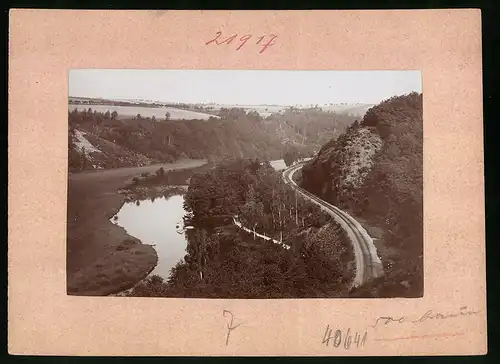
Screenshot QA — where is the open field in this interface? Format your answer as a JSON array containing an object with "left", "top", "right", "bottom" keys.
[
  {"left": 209, "top": 104, "right": 288, "bottom": 117},
  {"left": 69, "top": 102, "right": 373, "bottom": 120},
  {"left": 66, "top": 159, "right": 207, "bottom": 295},
  {"left": 68, "top": 104, "right": 219, "bottom": 121},
  {"left": 321, "top": 103, "right": 375, "bottom": 117},
  {"left": 208, "top": 103, "right": 374, "bottom": 118}
]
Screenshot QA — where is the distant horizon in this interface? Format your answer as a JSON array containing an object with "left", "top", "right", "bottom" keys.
[
  {"left": 68, "top": 95, "right": 377, "bottom": 107},
  {"left": 69, "top": 70, "right": 422, "bottom": 106}
]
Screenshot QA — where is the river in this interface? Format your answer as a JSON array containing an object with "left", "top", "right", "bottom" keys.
[
  {"left": 111, "top": 194, "right": 188, "bottom": 281},
  {"left": 270, "top": 159, "right": 286, "bottom": 171},
  {"left": 109, "top": 159, "right": 286, "bottom": 285}
]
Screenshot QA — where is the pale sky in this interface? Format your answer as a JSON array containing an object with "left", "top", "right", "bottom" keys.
[{"left": 69, "top": 70, "right": 422, "bottom": 105}]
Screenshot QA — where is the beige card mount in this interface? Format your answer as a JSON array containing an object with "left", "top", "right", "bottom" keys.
[{"left": 8, "top": 9, "right": 486, "bottom": 356}]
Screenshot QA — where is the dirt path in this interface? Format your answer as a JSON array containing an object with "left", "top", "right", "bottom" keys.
[
  {"left": 232, "top": 217, "right": 290, "bottom": 250},
  {"left": 67, "top": 159, "right": 206, "bottom": 296}
]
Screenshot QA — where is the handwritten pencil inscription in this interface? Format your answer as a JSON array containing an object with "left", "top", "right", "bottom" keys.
[
  {"left": 322, "top": 325, "right": 368, "bottom": 349},
  {"left": 370, "top": 306, "right": 480, "bottom": 329},
  {"left": 223, "top": 310, "right": 244, "bottom": 346},
  {"left": 205, "top": 32, "right": 278, "bottom": 54}
]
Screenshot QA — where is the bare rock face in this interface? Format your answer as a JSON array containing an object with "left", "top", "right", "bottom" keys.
[
  {"left": 68, "top": 128, "right": 154, "bottom": 171},
  {"left": 301, "top": 122, "right": 381, "bottom": 209},
  {"left": 299, "top": 93, "right": 424, "bottom": 298},
  {"left": 335, "top": 127, "right": 382, "bottom": 190}
]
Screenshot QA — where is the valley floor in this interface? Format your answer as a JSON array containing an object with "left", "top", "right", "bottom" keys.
[{"left": 66, "top": 159, "right": 207, "bottom": 296}]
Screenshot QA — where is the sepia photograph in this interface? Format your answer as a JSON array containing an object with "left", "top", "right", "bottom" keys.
[
  {"left": 9, "top": 8, "right": 487, "bottom": 356},
  {"left": 67, "top": 69, "right": 423, "bottom": 299}
]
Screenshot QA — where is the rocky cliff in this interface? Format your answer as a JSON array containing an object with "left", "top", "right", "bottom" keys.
[{"left": 300, "top": 92, "right": 423, "bottom": 298}]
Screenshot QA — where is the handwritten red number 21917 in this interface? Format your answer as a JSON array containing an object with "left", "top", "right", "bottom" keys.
[{"left": 205, "top": 32, "right": 278, "bottom": 54}]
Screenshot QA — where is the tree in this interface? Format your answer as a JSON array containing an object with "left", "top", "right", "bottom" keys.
[
  {"left": 270, "top": 183, "right": 291, "bottom": 242},
  {"left": 69, "top": 109, "right": 81, "bottom": 124},
  {"left": 104, "top": 111, "right": 111, "bottom": 119},
  {"left": 283, "top": 146, "right": 299, "bottom": 167},
  {"left": 80, "top": 146, "right": 87, "bottom": 171},
  {"left": 240, "top": 186, "right": 264, "bottom": 239},
  {"left": 85, "top": 108, "right": 95, "bottom": 122},
  {"left": 136, "top": 114, "right": 142, "bottom": 120},
  {"left": 247, "top": 110, "right": 262, "bottom": 122},
  {"left": 68, "top": 148, "right": 81, "bottom": 170},
  {"left": 155, "top": 167, "right": 165, "bottom": 179},
  {"left": 194, "top": 229, "right": 219, "bottom": 281},
  {"left": 111, "top": 111, "right": 118, "bottom": 120}
]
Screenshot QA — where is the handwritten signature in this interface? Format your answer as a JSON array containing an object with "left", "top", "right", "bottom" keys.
[
  {"left": 370, "top": 306, "right": 480, "bottom": 329},
  {"left": 223, "top": 310, "right": 244, "bottom": 346}
]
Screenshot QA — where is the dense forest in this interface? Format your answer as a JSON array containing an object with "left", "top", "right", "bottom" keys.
[
  {"left": 68, "top": 107, "right": 357, "bottom": 171},
  {"left": 126, "top": 159, "right": 355, "bottom": 298},
  {"left": 300, "top": 93, "right": 423, "bottom": 297},
  {"left": 266, "top": 106, "right": 356, "bottom": 151}
]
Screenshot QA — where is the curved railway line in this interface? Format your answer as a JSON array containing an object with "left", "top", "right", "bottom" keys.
[{"left": 282, "top": 162, "right": 384, "bottom": 287}]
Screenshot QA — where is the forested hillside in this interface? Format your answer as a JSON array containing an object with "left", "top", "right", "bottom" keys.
[
  {"left": 68, "top": 107, "right": 356, "bottom": 171},
  {"left": 126, "top": 159, "right": 355, "bottom": 298},
  {"left": 266, "top": 107, "right": 355, "bottom": 152},
  {"left": 300, "top": 92, "right": 423, "bottom": 297}
]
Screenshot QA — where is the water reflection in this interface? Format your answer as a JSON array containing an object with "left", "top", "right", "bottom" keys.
[
  {"left": 270, "top": 159, "right": 286, "bottom": 171},
  {"left": 111, "top": 194, "right": 188, "bottom": 280}
]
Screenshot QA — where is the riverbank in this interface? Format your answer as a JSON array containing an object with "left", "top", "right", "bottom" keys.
[
  {"left": 118, "top": 185, "right": 188, "bottom": 203},
  {"left": 122, "top": 159, "right": 355, "bottom": 298},
  {"left": 66, "top": 159, "right": 206, "bottom": 296}
]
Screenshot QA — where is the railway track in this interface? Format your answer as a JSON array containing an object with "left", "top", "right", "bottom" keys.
[{"left": 282, "top": 162, "right": 384, "bottom": 287}]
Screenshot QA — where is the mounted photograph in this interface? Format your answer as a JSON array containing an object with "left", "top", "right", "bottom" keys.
[{"left": 67, "top": 69, "right": 423, "bottom": 298}]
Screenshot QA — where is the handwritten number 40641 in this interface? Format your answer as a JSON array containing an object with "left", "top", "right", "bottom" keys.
[
  {"left": 205, "top": 32, "right": 278, "bottom": 54},
  {"left": 322, "top": 325, "right": 368, "bottom": 349}
]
